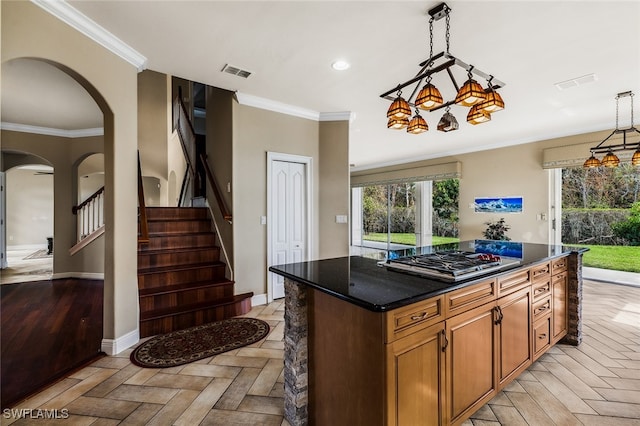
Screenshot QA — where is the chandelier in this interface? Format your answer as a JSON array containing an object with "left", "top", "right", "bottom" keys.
[
  {"left": 381, "top": 2, "right": 505, "bottom": 134},
  {"left": 583, "top": 91, "right": 640, "bottom": 168}
]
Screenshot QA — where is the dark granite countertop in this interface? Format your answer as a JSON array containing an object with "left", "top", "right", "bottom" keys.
[{"left": 269, "top": 240, "right": 588, "bottom": 312}]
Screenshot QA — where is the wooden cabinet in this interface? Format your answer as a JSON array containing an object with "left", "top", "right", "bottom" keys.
[
  {"left": 496, "top": 287, "right": 532, "bottom": 387},
  {"left": 445, "top": 301, "right": 497, "bottom": 425},
  {"left": 386, "top": 321, "right": 446, "bottom": 426},
  {"left": 551, "top": 267, "right": 569, "bottom": 344},
  {"left": 306, "top": 254, "right": 572, "bottom": 426}
]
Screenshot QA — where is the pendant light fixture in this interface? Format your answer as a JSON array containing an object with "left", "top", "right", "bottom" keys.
[
  {"left": 407, "top": 110, "right": 429, "bottom": 134},
  {"left": 386, "top": 89, "right": 411, "bottom": 120},
  {"left": 380, "top": 2, "right": 505, "bottom": 135},
  {"left": 437, "top": 107, "right": 459, "bottom": 132},
  {"left": 455, "top": 69, "right": 486, "bottom": 107},
  {"left": 467, "top": 104, "right": 491, "bottom": 125},
  {"left": 583, "top": 91, "right": 640, "bottom": 168},
  {"left": 478, "top": 78, "right": 505, "bottom": 113}
]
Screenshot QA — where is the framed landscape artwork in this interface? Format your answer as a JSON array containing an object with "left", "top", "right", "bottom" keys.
[{"left": 474, "top": 196, "right": 523, "bottom": 213}]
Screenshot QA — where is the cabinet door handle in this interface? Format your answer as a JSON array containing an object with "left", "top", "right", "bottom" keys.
[
  {"left": 411, "top": 312, "right": 427, "bottom": 321},
  {"left": 494, "top": 306, "right": 503, "bottom": 325},
  {"left": 441, "top": 329, "right": 448, "bottom": 352},
  {"left": 538, "top": 333, "right": 547, "bottom": 339}
]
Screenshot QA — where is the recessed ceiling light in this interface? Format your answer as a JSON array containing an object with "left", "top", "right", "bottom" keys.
[{"left": 331, "top": 60, "right": 350, "bottom": 71}]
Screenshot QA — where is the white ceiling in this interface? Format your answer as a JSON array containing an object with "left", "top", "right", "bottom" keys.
[{"left": 2, "top": 1, "right": 639, "bottom": 170}]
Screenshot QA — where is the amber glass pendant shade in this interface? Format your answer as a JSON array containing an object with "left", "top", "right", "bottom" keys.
[
  {"left": 467, "top": 104, "right": 491, "bottom": 125},
  {"left": 583, "top": 154, "right": 601, "bottom": 168},
  {"left": 387, "top": 95, "right": 411, "bottom": 119},
  {"left": 601, "top": 150, "right": 620, "bottom": 168},
  {"left": 407, "top": 113, "right": 428, "bottom": 134},
  {"left": 632, "top": 148, "right": 640, "bottom": 166},
  {"left": 478, "top": 88, "right": 505, "bottom": 113},
  {"left": 437, "top": 111, "right": 459, "bottom": 132},
  {"left": 387, "top": 116, "right": 409, "bottom": 130},
  {"left": 455, "top": 78, "right": 486, "bottom": 107},
  {"left": 415, "top": 83, "right": 444, "bottom": 111}
]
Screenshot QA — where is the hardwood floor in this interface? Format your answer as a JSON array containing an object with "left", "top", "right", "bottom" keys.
[
  {"left": 1, "top": 279, "right": 639, "bottom": 425},
  {"left": 0, "top": 278, "right": 103, "bottom": 408}
]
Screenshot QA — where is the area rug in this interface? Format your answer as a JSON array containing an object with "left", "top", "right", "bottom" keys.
[
  {"left": 23, "top": 249, "right": 52, "bottom": 260},
  {"left": 130, "top": 317, "right": 270, "bottom": 368}
]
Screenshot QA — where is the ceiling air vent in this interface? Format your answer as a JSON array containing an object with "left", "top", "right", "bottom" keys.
[
  {"left": 554, "top": 73, "right": 597, "bottom": 90},
  {"left": 221, "top": 64, "right": 252, "bottom": 79}
]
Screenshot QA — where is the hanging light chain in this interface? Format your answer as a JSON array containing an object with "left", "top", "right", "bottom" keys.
[
  {"left": 445, "top": 6, "right": 451, "bottom": 53},
  {"left": 616, "top": 93, "right": 620, "bottom": 130}
]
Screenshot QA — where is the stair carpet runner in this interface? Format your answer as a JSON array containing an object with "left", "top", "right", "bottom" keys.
[{"left": 138, "top": 207, "right": 252, "bottom": 338}]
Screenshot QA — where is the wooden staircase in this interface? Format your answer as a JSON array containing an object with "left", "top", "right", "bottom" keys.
[{"left": 137, "top": 207, "right": 252, "bottom": 338}]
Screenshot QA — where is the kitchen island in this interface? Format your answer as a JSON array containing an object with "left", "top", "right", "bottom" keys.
[{"left": 270, "top": 241, "right": 587, "bottom": 426}]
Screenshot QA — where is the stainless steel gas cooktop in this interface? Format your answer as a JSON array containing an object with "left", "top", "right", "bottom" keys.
[{"left": 383, "top": 250, "right": 520, "bottom": 282}]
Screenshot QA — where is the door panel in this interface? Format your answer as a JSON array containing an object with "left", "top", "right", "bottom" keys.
[{"left": 271, "top": 160, "right": 307, "bottom": 299}]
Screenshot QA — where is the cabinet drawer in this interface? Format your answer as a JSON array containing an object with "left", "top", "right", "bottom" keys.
[
  {"left": 532, "top": 279, "right": 551, "bottom": 301},
  {"left": 497, "top": 269, "right": 531, "bottom": 297},
  {"left": 532, "top": 296, "right": 552, "bottom": 321},
  {"left": 552, "top": 270, "right": 567, "bottom": 284},
  {"left": 386, "top": 295, "right": 444, "bottom": 343},
  {"left": 533, "top": 316, "right": 551, "bottom": 360},
  {"left": 531, "top": 262, "right": 550, "bottom": 282},
  {"left": 552, "top": 257, "right": 568, "bottom": 274},
  {"left": 445, "top": 278, "right": 496, "bottom": 318}
]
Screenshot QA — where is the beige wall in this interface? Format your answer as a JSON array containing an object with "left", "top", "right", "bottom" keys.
[
  {"left": 6, "top": 167, "right": 53, "bottom": 247},
  {"left": 231, "top": 105, "right": 351, "bottom": 298},
  {"left": 351, "top": 129, "right": 614, "bottom": 245},
  {"left": 319, "top": 120, "right": 350, "bottom": 258},
  {"left": 138, "top": 70, "right": 170, "bottom": 205},
  {"left": 3, "top": 1, "right": 139, "bottom": 348},
  {"left": 1, "top": 130, "right": 105, "bottom": 273},
  {"left": 206, "top": 87, "right": 235, "bottom": 271},
  {"left": 232, "top": 103, "right": 321, "bottom": 297}
]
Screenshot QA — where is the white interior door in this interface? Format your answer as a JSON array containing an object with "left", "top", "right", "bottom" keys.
[{"left": 271, "top": 160, "right": 307, "bottom": 299}]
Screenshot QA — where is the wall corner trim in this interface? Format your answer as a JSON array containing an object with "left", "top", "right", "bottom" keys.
[
  {"left": 101, "top": 329, "right": 139, "bottom": 355},
  {"left": 31, "top": 0, "right": 148, "bottom": 71}
]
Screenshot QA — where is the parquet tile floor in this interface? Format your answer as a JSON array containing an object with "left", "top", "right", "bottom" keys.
[{"left": 3, "top": 279, "right": 639, "bottom": 425}]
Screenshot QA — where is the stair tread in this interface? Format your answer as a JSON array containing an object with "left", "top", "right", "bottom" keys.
[
  {"left": 138, "top": 246, "right": 219, "bottom": 256},
  {"left": 138, "top": 261, "right": 226, "bottom": 275},
  {"left": 139, "top": 280, "right": 234, "bottom": 297},
  {"left": 140, "top": 293, "right": 253, "bottom": 321}
]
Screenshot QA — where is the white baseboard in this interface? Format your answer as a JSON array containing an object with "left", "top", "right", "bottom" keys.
[
  {"left": 101, "top": 329, "right": 139, "bottom": 355},
  {"left": 52, "top": 272, "right": 104, "bottom": 280},
  {"left": 252, "top": 293, "right": 268, "bottom": 307},
  {"left": 7, "top": 244, "right": 47, "bottom": 251}
]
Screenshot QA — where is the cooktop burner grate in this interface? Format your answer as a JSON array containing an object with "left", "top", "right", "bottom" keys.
[{"left": 384, "top": 250, "right": 519, "bottom": 282}]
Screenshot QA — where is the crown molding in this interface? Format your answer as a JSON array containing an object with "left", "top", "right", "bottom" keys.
[
  {"left": 235, "top": 92, "right": 353, "bottom": 122},
  {"left": 235, "top": 92, "right": 319, "bottom": 121},
  {"left": 1, "top": 122, "right": 103, "bottom": 138},
  {"left": 31, "top": 0, "right": 147, "bottom": 71},
  {"left": 319, "top": 111, "right": 354, "bottom": 123}
]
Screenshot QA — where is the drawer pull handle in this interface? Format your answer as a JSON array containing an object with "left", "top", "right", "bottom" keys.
[
  {"left": 538, "top": 333, "right": 547, "bottom": 339},
  {"left": 535, "top": 303, "right": 550, "bottom": 314},
  {"left": 411, "top": 312, "right": 427, "bottom": 321},
  {"left": 535, "top": 287, "right": 548, "bottom": 294}
]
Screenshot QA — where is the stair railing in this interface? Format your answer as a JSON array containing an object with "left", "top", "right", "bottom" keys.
[
  {"left": 173, "top": 95, "right": 198, "bottom": 206},
  {"left": 200, "top": 153, "right": 232, "bottom": 223},
  {"left": 72, "top": 186, "right": 105, "bottom": 242},
  {"left": 138, "top": 152, "right": 149, "bottom": 244}
]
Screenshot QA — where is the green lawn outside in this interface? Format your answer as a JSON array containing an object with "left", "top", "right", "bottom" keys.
[
  {"left": 579, "top": 244, "right": 640, "bottom": 273},
  {"left": 362, "top": 233, "right": 640, "bottom": 273},
  {"left": 363, "top": 233, "right": 459, "bottom": 246}
]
